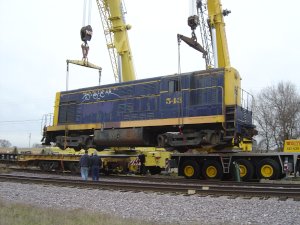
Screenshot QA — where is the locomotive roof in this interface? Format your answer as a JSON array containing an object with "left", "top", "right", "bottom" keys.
[{"left": 61, "top": 68, "right": 224, "bottom": 94}]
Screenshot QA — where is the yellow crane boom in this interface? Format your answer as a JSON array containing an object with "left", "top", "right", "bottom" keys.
[
  {"left": 96, "top": 0, "right": 136, "bottom": 82},
  {"left": 207, "top": 0, "right": 231, "bottom": 68}
]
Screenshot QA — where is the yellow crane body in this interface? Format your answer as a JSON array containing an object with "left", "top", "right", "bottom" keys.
[
  {"left": 207, "top": 0, "right": 230, "bottom": 68},
  {"left": 206, "top": 0, "right": 241, "bottom": 107},
  {"left": 99, "top": 0, "right": 136, "bottom": 82}
]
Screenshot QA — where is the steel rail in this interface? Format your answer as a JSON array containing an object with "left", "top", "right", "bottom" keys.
[
  {"left": 1, "top": 174, "right": 300, "bottom": 199},
  {"left": 3, "top": 167, "right": 300, "bottom": 188}
]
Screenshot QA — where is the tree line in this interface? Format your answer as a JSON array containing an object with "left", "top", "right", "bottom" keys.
[
  {"left": 253, "top": 81, "right": 300, "bottom": 152},
  {"left": 0, "top": 139, "right": 42, "bottom": 148},
  {"left": 0, "top": 139, "right": 12, "bottom": 148}
]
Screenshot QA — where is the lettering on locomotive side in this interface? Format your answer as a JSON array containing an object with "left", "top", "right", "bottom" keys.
[
  {"left": 81, "top": 88, "right": 120, "bottom": 103},
  {"left": 166, "top": 97, "right": 182, "bottom": 104}
]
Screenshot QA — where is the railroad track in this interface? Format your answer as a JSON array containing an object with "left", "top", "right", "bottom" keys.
[
  {"left": 1, "top": 174, "right": 300, "bottom": 200},
  {"left": 5, "top": 167, "right": 300, "bottom": 187}
]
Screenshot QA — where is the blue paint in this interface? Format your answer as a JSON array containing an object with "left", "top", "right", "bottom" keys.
[{"left": 58, "top": 69, "right": 232, "bottom": 126}]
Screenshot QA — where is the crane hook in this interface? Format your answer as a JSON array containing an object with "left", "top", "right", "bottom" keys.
[
  {"left": 80, "top": 25, "right": 93, "bottom": 61},
  {"left": 81, "top": 43, "right": 90, "bottom": 61}
]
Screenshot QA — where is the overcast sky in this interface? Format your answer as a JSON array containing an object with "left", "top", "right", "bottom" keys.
[{"left": 1, "top": 0, "right": 300, "bottom": 147}]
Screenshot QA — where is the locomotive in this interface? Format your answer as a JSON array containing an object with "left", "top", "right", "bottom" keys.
[{"left": 42, "top": 67, "right": 256, "bottom": 152}]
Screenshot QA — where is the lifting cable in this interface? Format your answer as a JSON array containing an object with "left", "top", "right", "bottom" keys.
[
  {"left": 66, "top": 62, "right": 69, "bottom": 91},
  {"left": 66, "top": 60, "right": 102, "bottom": 91},
  {"left": 177, "top": 37, "right": 184, "bottom": 132},
  {"left": 82, "top": 0, "right": 92, "bottom": 26}
]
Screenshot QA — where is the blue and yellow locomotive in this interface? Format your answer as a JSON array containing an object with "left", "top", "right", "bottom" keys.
[{"left": 43, "top": 67, "right": 256, "bottom": 152}]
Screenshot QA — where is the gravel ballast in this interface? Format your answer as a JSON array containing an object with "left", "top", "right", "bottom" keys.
[{"left": 0, "top": 176, "right": 300, "bottom": 225}]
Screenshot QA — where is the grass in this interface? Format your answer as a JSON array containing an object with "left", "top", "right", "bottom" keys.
[{"left": 0, "top": 199, "right": 161, "bottom": 225}]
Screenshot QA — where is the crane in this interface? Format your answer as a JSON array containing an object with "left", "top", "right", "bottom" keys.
[
  {"left": 96, "top": 0, "right": 136, "bottom": 82},
  {"left": 204, "top": 0, "right": 231, "bottom": 68},
  {"left": 178, "top": 0, "right": 231, "bottom": 69}
]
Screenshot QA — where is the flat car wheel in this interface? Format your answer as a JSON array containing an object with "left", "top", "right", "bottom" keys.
[
  {"left": 234, "top": 159, "right": 254, "bottom": 181},
  {"left": 182, "top": 160, "right": 200, "bottom": 179},
  {"left": 257, "top": 158, "right": 280, "bottom": 180},
  {"left": 202, "top": 160, "right": 223, "bottom": 180}
]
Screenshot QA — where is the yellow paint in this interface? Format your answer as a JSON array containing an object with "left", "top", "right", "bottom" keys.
[
  {"left": 206, "top": 165, "right": 217, "bottom": 178},
  {"left": 144, "top": 150, "right": 171, "bottom": 168},
  {"left": 53, "top": 92, "right": 61, "bottom": 126},
  {"left": 103, "top": 0, "right": 135, "bottom": 81},
  {"left": 284, "top": 140, "right": 300, "bottom": 152},
  {"left": 260, "top": 165, "right": 273, "bottom": 178},
  {"left": 207, "top": 0, "right": 230, "bottom": 68},
  {"left": 47, "top": 123, "right": 101, "bottom": 132},
  {"left": 239, "top": 165, "right": 247, "bottom": 178},
  {"left": 121, "top": 115, "right": 224, "bottom": 128},
  {"left": 239, "top": 138, "right": 253, "bottom": 152},
  {"left": 128, "top": 161, "right": 139, "bottom": 173},
  {"left": 47, "top": 115, "right": 224, "bottom": 132},
  {"left": 224, "top": 67, "right": 241, "bottom": 106},
  {"left": 18, "top": 154, "right": 80, "bottom": 162},
  {"left": 50, "top": 147, "right": 76, "bottom": 155},
  {"left": 206, "top": 1, "right": 242, "bottom": 107},
  {"left": 184, "top": 165, "right": 195, "bottom": 177},
  {"left": 66, "top": 60, "right": 101, "bottom": 70}
]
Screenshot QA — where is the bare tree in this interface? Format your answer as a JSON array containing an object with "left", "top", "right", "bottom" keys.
[
  {"left": 0, "top": 139, "right": 12, "bottom": 148},
  {"left": 253, "top": 89, "right": 277, "bottom": 152},
  {"left": 253, "top": 81, "right": 300, "bottom": 151}
]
